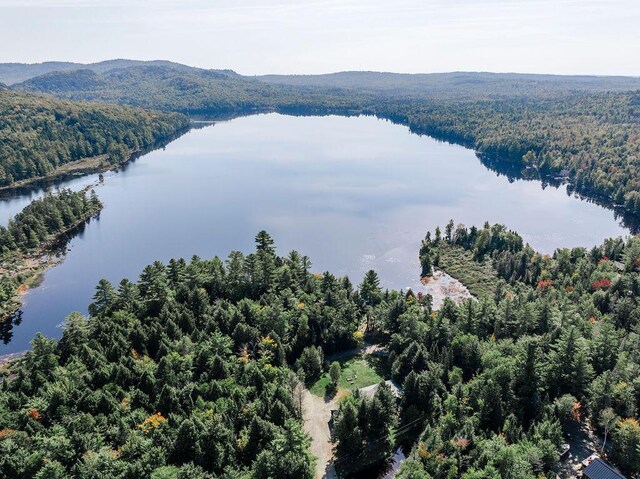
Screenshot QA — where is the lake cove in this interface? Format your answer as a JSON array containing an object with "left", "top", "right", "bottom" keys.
[{"left": 0, "top": 113, "right": 628, "bottom": 353}]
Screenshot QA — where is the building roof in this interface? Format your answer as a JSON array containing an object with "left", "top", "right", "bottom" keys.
[
  {"left": 358, "top": 380, "right": 402, "bottom": 400},
  {"left": 583, "top": 458, "right": 625, "bottom": 479}
]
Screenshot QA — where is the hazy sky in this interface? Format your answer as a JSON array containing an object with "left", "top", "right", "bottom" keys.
[{"left": 0, "top": 0, "right": 638, "bottom": 76}]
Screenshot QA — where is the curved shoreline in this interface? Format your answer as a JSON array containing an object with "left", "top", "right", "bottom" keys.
[
  {"left": 0, "top": 350, "right": 26, "bottom": 366},
  {"left": 0, "top": 199, "right": 102, "bottom": 324},
  {"left": 0, "top": 125, "right": 191, "bottom": 199}
]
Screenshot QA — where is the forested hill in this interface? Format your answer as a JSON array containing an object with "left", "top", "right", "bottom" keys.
[
  {"left": 13, "top": 66, "right": 640, "bottom": 108},
  {"left": 257, "top": 71, "right": 640, "bottom": 97},
  {"left": 0, "top": 59, "right": 231, "bottom": 85},
  {"left": 12, "top": 66, "right": 363, "bottom": 114},
  {"left": 0, "top": 89, "right": 189, "bottom": 186},
  {"left": 7, "top": 60, "right": 640, "bottom": 96}
]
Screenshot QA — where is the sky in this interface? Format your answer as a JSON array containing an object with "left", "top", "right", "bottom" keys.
[{"left": 0, "top": 0, "right": 638, "bottom": 76}]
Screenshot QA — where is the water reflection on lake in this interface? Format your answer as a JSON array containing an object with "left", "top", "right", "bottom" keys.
[{"left": 0, "top": 113, "right": 629, "bottom": 353}]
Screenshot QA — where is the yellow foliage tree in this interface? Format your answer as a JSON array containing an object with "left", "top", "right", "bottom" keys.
[{"left": 138, "top": 412, "right": 166, "bottom": 433}]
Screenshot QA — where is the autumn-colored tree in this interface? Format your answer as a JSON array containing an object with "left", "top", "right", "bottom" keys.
[{"left": 613, "top": 418, "right": 640, "bottom": 472}]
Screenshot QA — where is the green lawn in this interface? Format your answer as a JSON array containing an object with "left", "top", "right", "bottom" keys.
[{"left": 310, "top": 355, "right": 385, "bottom": 397}]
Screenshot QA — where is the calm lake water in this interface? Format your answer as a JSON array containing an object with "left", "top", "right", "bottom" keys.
[{"left": 0, "top": 113, "right": 629, "bottom": 353}]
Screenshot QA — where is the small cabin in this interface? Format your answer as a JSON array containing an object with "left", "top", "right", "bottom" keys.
[
  {"left": 582, "top": 457, "right": 625, "bottom": 479},
  {"left": 358, "top": 380, "right": 402, "bottom": 400}
]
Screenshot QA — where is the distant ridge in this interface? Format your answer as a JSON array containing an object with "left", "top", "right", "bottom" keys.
[
  {"left": 11, "top": 64, "right": 328, "bottom": 114},
  {"left": 255, "top": 70, "right": 640, "bottom": 95},
  {"left": 0, "top": 61, "right": 80, "bottom": 84},
  {"left": 0, "top": 59, "right": 236, "bottom": 85},
  {"left": 3, "top": 58, "right": 640, "bottom": 94}
]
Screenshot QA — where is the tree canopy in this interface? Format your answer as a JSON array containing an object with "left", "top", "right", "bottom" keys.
[
  {"left": 0, "top": 89, "right": 188, "bottom": 186},
  {"left": 3, "top": 225, "right": 640, "bottom": 477}
]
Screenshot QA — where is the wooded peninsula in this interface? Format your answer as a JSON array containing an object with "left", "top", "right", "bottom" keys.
[{"left": 0, "top": 188, "right": 102, "bottom": 322}]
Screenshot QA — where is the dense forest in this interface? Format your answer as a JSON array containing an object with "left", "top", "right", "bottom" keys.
[
  {"left": 11, "top": 63, "right": 640, "bottom": 222},
  {"left": 0, "top": 232, "right": 358, "bottom": 479},
  {"left": 390, "top": 222, "right": 640, "bottom": 477},
  {"left": 0, "top": 89, "right": 189, "bottom": 186},
  {"left": 0, "top": 188, "right": 102, "bottom": 321},
  {"left": 2, "top": 227, "right": 640, "bottom": 477}
]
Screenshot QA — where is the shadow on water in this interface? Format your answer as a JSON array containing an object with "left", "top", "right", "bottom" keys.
[
  {"left": 366, "top": 109, "right": 640, "bottom": 234},
  {"left": 0, "top": 310, "right": 22, "bottom": 345},
  {"left": 476, "top": 153, "right": 640, "bottom": 234}
]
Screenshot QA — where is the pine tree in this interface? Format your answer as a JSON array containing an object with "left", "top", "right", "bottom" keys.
[
  {"left": 333, "top": 400, "right": 363, "bottom": 458},
  {"left": 512, "top": 338, "right": 540, "bottom": 425},
  {"left": 88, "top": 279, "right": 116, "bottom": 316},
  {"left": 359, "top": 270, "right": 382, "bottom": 307}
]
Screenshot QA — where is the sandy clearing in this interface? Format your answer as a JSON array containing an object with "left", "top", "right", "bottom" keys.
[{"left": 421, "top": 269, "right": 474, "bottom": 309}]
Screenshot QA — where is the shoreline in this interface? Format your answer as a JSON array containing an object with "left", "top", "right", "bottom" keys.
[
  {"left": 0, "top": 154, "right": 110, "bottom": 193},
  {"left": 0, "top": 127, "right": 191, "bottom": 324},
  {"left": 0, "top": 203, "right": 102, "bottom": 323},
  {"left": 0, "top": 350, "right": 27, "bottom": 367},
  {"left": 0, "top": 125, "right": 191, "bottom": 198}
]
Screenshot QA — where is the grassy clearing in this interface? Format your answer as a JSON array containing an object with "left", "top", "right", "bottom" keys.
[
  {"left": 310, "top": 355, "right": 386, "bottom": 397},
  {"left": 436, "top": 243, "right": 503, "bottom": 299}
]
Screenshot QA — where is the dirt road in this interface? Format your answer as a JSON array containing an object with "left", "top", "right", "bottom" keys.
[{"left": 302, "top": 388, "right": 338, "bottom": 479}]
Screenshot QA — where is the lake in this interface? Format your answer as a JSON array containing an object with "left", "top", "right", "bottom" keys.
[{"left": 0, "top": 113, "right": 629, "bottom": 353}]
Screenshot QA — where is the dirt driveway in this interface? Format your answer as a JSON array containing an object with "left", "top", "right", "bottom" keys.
[
  {"left": 555, "top": 420, "right": 600, "bottom": 478},
  {"left": 302, "top": 388, "right": 338, "bottom": 479},
  {"left": 303, "top": 343, "right": 389, "bottom": 478}
]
